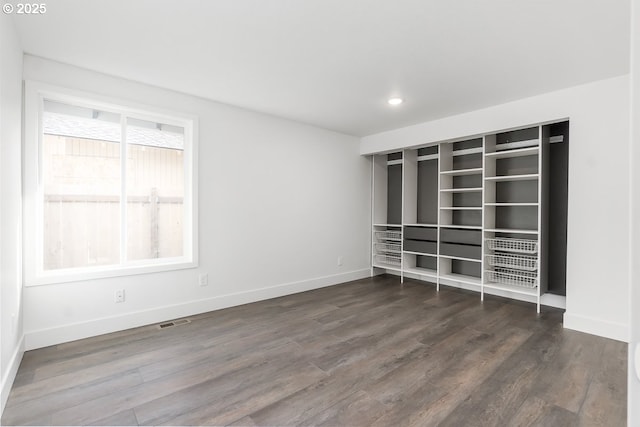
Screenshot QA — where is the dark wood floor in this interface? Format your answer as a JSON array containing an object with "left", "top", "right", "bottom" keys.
[{"left": 2, "top": 275, "right": 627, "bottom": 426}]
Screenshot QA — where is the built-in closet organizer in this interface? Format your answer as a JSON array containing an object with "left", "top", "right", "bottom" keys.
[
  {"left": 371, "top": 152, "right": 403, "bottom": 272},
  {"left": 402, "top": 146, "right": 439, "bottom": 281},
  {"left": 370, "top": 121, "right": 569, "bottom": 312}
]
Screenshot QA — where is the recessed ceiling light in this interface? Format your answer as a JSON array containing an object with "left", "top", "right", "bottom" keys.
[{"left": 388, "top": 97, "right": 403, "bottom": 106}]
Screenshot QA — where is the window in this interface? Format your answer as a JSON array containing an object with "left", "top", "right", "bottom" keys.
[{"left": 24, "top": 83, "right": 197, "bottom": 284}]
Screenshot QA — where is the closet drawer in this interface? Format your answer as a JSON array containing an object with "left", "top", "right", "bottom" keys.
[
  {"left": 440, "top": 243, "right": 481, "bottom": 260},
  {"left": 404, "top": 240, "right": 437, "bottom": 255},
  {"left": 440, "top": 228, "right": 481, "bottom": 245},
  {"left": 404, "top": 226, "right": 437, "bottom": 241}
]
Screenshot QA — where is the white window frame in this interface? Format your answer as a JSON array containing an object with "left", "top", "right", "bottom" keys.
[{"left": 24, "top": 81, "right": 199, "bottom": 286}]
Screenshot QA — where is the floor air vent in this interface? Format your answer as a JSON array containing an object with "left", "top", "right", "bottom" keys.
[{"left": 157, "top": 319, "right": 191, "bottom": 329}]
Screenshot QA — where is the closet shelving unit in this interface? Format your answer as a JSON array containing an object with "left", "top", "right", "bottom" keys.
[
  {"left": 402, "top": 148, "right": 439, "bottom": 282},
  {"left": 482, "top": 127, "right": 546, "bottom": 312},
  {"left": 371, "top": 153, "right": 403, "bottom": 273},
  {"left": 373, "top": 226, "right": 402, "bottom": 270},
  {"left": 437, "top": 139, "right": 484, "bottom": 289},
  {"left": 370, "top": 121, "right": 565, "bottom": 312}
]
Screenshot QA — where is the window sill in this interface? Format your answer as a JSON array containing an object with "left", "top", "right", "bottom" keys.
[{"left": 25, "top": 259, "right": 198, "bottom": 287}]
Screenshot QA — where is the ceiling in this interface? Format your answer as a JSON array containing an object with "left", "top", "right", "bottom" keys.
[{"left": 11, "top": 0, "right": 630, "bottom": 136}]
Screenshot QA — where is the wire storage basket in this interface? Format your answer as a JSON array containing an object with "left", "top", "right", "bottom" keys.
[
  {"left": 485, "top": 268, "right": 538, "bottom": 288},
  {"left": 485, "top": 238, "right": 538, "bottom": 254},
  {"left": 375, "top": 254, "right": 401, "bottom": 266},
  {"left": 375, "top": 230, "right": 402, "bottom": 240},
  {"left": 485, "top": 253, "right": 537, "bottom": 271},
  {"left": 375, "top": 242, "right": 401, "bottom": 253}
]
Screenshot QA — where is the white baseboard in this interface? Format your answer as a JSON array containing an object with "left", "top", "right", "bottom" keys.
[
  {"left": 1, "top": 335, "right": 24, "bottom": 416},
  {"left": 540, "top": 293, "right": 566, "bottom": 309},
  {"left": 564, "top": 312, "right": 629, "bottom": 343},
  {"left": 24, "top": 268, "right": 371, "bottom": 351}
]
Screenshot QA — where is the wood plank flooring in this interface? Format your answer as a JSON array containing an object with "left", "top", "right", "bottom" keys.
[{"left": 1, "top": 275, "right": 627, "bottom": 426}]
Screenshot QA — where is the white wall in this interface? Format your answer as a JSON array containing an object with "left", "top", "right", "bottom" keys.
[
  {"left": 361, "top": 75, "right": 631, "bottom": 342},
  {"left": 0, "top": 14, "right": 25, "bottom": 413},
  {"left": 22, "top": 55, "right": 372, "bottom": 350},
  {"left": 628, "top": 0, "right": 640, "bottom": 424}
]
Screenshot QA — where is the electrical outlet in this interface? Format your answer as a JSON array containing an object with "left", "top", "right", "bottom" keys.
[
  {"left": 337, "top": 256, "right": 343, "bottom": 266},
  {"left": 114, "top": 289, "right": 125, "bottom": 303},
  {"left": 199, "top": 273, "right": 209, "bottom": 287}
]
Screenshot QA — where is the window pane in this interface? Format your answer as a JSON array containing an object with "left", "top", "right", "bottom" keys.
[
  {"left": 42, "top": 100, "right": 121, "bottom": 270},
  {"left": 126, "top": 118, "right": 184, "bottom": 261}
]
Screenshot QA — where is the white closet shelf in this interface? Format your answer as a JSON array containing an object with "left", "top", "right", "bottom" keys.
[
  {"left": 440, "top": 225, "right": 482, "bottom": 230},
  {"left": 373, "top": 263, "right": 402, "bottom": 272},
  {"left": 440, "top": 167, "right": 483, "bottom": 176},
  {"left": 439, "top": 254, "right": 482, "bottom": 263},
  {"left": 493, "top": 139, "right": 540, "bottom": 151},
  {"left": 373, "top": 223, "right": 402, "bottom": 227},
  {"left": 440, "top": 207, "right": 482, "bottom": 210},
  {"left": 404, "top": 266, "right": 437, "bottom": 278},
  {"left": 484, "top": 228, "right": 539, "bottom": 235},
  {"left": 484, "top": 203, "right": 539, "bottom": 207},
  {"left": 403, "top": 250, "right": 437, "bottom": 257},
  {"left": 417, "top": 154, "right": 438, "bottom": 161},
  {"left": 483, "top": 282, "right": 538, "bottom": 296},
  {"left": 440, "top": 187, "right": 483, "bottom": 193},
  {"left": 484, "top": 174, "right": 538, "bottom": 182},
  {"left": 452, "top": 147, "right": 483, "bottom": 156},
  {"left": 439, "top": 273, "right": 482, "bottom": 286},
  {"left": 485, "top": 146, "right": 539, "bottom": 159},
  {"left": 403, "top": 223, "right": 438, "bottom": 227},
  {"left": 549, "top": 135, "right": 564, "bottom": 144}
]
